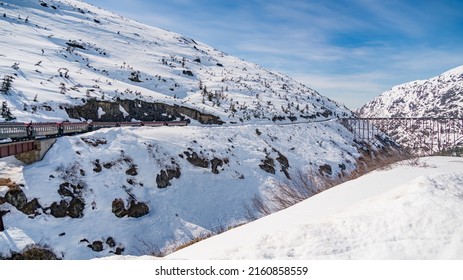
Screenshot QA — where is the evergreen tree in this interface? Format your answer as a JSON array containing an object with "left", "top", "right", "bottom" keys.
[
  {"left": 1, "top": 101, "right": 15, "bottom": 120},
  {"left": 0, "top": 75, "right": 14, "bottom": 94}
]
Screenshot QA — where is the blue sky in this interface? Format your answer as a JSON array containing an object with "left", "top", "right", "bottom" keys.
[{"left": 84, "top": 0, "right": 463, "bottom": 109}]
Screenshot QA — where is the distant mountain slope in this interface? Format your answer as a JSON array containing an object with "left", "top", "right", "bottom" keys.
[
  {"left": 356, "top": 66, "right": 463, "bottom": 155},
  {"left": 0, "top": 0, "right": 350, "bottom": 124},
  {"left": 357, "top": 65, "right": 463, "bottom": 118}
]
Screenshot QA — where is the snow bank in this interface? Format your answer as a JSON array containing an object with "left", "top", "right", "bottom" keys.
[{"left": 167, "top": 157, "right": 463, "bottom": 259}]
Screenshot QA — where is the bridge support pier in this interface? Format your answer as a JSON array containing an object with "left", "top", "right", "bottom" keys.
[{"left": 14, "top": 139, "right": 57, "bottom": 164}]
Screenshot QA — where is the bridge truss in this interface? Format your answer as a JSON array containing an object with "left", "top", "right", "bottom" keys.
[{"left": 340, "top": 117, "right": 463, "bottom": 156}]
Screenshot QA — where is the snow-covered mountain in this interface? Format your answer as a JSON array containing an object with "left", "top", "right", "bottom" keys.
[
  {"left": 357, "top": 65, "right": 463, "bottom": 118},
  {"left": 0, "top": 0, "right": 395, "bottom": 260},
  {"left": 0, "top": 0, "right": 349, "bottom": 123},
  {"left": 356, "top": 66, "right": 463, "bottom": 155}
]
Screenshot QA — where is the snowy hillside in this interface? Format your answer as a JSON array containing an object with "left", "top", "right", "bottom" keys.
[
  {"left": 356, "top": 66, "right": 463, "bottom": 155},
  {"left": 166, "top": 157, "right": 463, "bottom": 260},
  {"left": 0, "top": 120, "right": 383, "bottom": 259},
  {"left": 357, "top": 65, "right": 463, "bottom": 118},
  {"left": 0, "top": 0, "right": 349, "bottom": 123}
]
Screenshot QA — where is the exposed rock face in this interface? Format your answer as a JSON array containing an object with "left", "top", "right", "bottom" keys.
[
  {"left": 67, "top": 197, "right": 85, "bottom": 218},
  {"left": 259, "top": 156, "right": 275, "bottom": 174},
  {"left": 5, "top": 189, "right": 28, "bottom": 209},
  {"left": 275, "top": 150, "right": 290, "bottom": 179},
  {"left": 181, "top": 152, "right": 228, "bottom": 175},
  {"left": 318, "top": 164, "right": 333, "bottom": 176},
  {"left": 111, "top": 198, "right": 127, "bottom": 218},
  {"left": 156, "top": 167, "right": 181, "bottom": 188},
  {"left": 20, "top": 198, "right": 42, "bottom": 216},
  {"left": 66, "top": 99, "right": 224, "bottom": 124},
  {"left": 184, "top": 151, "right": 209, "bottom": 168},
  {"left": 125, "top": 165, "right": 138, "bottom": 176},
  {"left": 210, "top": 158, "right": 223, "bottom": 174},
  {"left": 126, "top": 201, "right": 149, "bottom": 218},
  {"left": 49, "top": 197, "right": 85, "bottom": 218},
  {"left": 50, "top": 200, "right": 69, "bottom": 218},
  {"left": 7, "top": 246, "right": 59, "bottom": 260},
  {"left": 106, "top": 237, "right": 116, "bottom": 248},
  {"left": 111, "top": 198, "right": 149, "bottom": 218},
  {"left": 89, "top": 241, "right": 104, "bottom": 252}
]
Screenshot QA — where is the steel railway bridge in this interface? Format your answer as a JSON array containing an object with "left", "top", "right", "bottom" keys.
[{"left": 340, "top": 117, "right": 463, "bottom": 155}]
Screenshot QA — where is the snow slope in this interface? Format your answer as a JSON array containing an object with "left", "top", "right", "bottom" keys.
[
  {"left": 0, "top": 120, "right": 373, "bottom": 259},
  {"left": 167, "top": 157, "right": 463, "bottom": 259},
  {"left": 357, "top": 65, "right": 463, "bottom": 118},
  {"left": 0, "top": 0, "right": 349, "bottom": 123}
]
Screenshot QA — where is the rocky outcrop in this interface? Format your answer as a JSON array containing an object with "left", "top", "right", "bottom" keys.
[
  {"left": 318, "top": 164, "right": 333, "bottom": 176},
  {"left": 112, "top": 198, "right": 127, "bottom": 218},
  {"left": 259, "top": 156, "right": 275, "bottom": 174},
  {"left": 66, "top": 98, "right": 224, "bottom": 124},
  {"left": 20, "top": 198, "right": 42, "bottom": 216},
  {"left": 156, "top": 167, "right": 181, "bottom": 188},
  {"left": 50, "top": 200, "right": 69, "bottom": 218},
  {"left": 210, "top": 158, "right": 223, "bottom": 174},
  {"left": 49, "top": 197, "right": 85, "bottom": 218},
  {"left": 125, "top": 165, "right": 138, "bottom": 176},
  {"left": 111, "top": 198, "right": 149, "bottom": 218},
  {"left": 184, "top": 151, "right": 209, "bottom": 168},
  {"left": 127, "top": 201, "right": 149, "bottom": 218},
  {"left": 67, "top": 197, "right": 85, "bottom": 218},
  {"left": 5, "top": 189, "right": 28, "bottom": 209},
  {"left": 89, "top": 241, "right": 104, "bottom": 252}
]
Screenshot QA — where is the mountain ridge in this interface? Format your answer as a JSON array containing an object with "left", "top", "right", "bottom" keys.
[
  {"left": 0, "top": 0, "right": 350, "bottom": 124},
  {"left": 357, "top": 65, "right": 463, "bottom": 118}
]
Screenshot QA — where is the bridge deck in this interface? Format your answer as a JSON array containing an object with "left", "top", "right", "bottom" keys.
[{"left": 0, "top": 141, "right": 36, "bottom": 158}]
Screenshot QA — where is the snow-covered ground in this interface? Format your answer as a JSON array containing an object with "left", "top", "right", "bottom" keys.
[
  {"left": 0, "top": 120, "right": 368, "bottom": 259},
  {"left": 165, "top": 156, "right": 463, "bottom": 259}
]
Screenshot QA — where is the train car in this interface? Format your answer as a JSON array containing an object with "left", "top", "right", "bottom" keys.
[
  {"left": 31, "top": 123, "right": 59, "bottom": 138},
  {"left": 0, "top": 120, "right": 189, "bottom": 142},
  {"left": 165, "top": 120, "right": 188, "bottom": 126},
  {"left": 0, "top": 122, "right": 31, "bottom": 141},
  {"left": 89, "top": 122, "right": 118, "bottom": 130},
  {"left": 60, "top": 122, "right": 90, "bottom": 135}
]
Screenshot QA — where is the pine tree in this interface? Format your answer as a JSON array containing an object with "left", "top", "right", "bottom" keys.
[
  {"left": 1, "top": 101, "right": 15, "bottom": 120},
  {"left": 0, "top": 75, "right": 14, "bottom": 95}
]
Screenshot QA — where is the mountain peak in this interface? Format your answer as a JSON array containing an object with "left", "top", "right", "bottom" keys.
[{"left": 357, "top": 65, "right": 463, "bottom": 118}]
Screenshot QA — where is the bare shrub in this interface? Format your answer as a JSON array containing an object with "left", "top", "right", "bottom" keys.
[{"left": 135, "top": 237, "right": 164, "bottom": 257}]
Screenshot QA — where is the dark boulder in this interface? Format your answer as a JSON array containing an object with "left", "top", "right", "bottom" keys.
[
  {"left": 125, "top": 165, "right": 138, "bottom": 176},
  {"left": 89, "top": 241, "right": 104, "bottom": 252},
  {"left": 20, "top": 198, "right": 41, "bottom": 216},
  {"left": 210, "top": 158, "right": 223, "bottom": 174},
  {"left": 156, "top": 167, "right": 181, "bottom": 188},
  {"left": 106, "top": 237, "right": 116, "bottom": 248},
  {"left": 50, "top": 200, "right": 69, "bottom": 218},
  {"left": 112, "top": 198, "right": 127, "bottom": 218},
  {"left": 126, "top": 201, "right": 149, "bottom": 218},
  {"left": 259, "top": 157, "right": 275, "bottom": 174},
  {"left": 318, "top": 164, "right": 333, "bottom": 176},
  {"left": 67, "top": 197, "right": 85, "bottom": 218},
  {"left": 5, "top": 189, "right": 28, "bottom": 209},
  {"left": 184, "top": 151, "right": 209, "bottom": 168}
]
